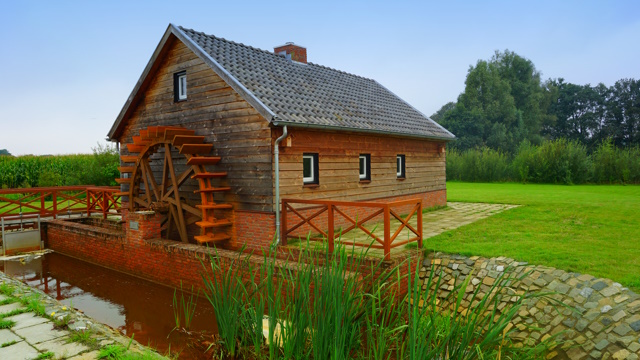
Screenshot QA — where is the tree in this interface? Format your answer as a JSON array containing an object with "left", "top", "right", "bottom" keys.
[
  {"left": 604, "top": 78, "right": 640, "bottom": 147},
  {"left": 0, "top": 149, "right": 11, "bottom": 156},
  {"left": 548, "top": 79, "right": 607, "bottom": 148},
  {"left": 430, "top": 102, "right": 456, "bottom": 123}
]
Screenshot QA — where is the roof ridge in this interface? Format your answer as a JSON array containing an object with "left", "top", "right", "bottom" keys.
[{"left": 177, "top": 25, "right": 376, "bottom": 82}]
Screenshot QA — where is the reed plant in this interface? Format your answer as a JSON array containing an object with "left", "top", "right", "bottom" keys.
[
  {"left": 201, "top": 248, "right": 250, "bottom": 357},
  {"left": 172, "top": 281, "right": 199, "bottom": 331},
  {"left": 199, "top": 240, "right": 552, "bottom": 359}
]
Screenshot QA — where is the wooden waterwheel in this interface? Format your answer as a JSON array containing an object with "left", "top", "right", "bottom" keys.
[{"left": 115, "top": 126, "right": 232, "bottom": 245}]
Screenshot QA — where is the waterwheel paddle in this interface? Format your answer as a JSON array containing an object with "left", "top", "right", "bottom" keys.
[{"left": 116, "top": 126, "right": 232, "bottom": 245}]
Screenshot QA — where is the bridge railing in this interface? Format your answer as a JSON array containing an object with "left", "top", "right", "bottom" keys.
[
  {"left": 281, "top": 197, "right": 423, "bottom": 261},
  {"left": 0, "top": 186, "right": 121, "bottom": 220}
]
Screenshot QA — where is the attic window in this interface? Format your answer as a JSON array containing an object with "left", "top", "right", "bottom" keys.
[{"left": 174, "top": 71, "right": 187, "bottom": 101}]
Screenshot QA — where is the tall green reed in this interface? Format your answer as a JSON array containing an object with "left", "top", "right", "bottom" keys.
[{"left": 172, "top": 281, "right": 199, "bottom": 331}]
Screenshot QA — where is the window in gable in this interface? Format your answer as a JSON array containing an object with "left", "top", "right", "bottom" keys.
[{"left": 174, "top": 71, "right": 187, "bottom": 101}]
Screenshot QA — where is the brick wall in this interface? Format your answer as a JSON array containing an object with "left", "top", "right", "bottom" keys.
[{"left": 45, "top": 211, "right": 421, "bottom": 304}]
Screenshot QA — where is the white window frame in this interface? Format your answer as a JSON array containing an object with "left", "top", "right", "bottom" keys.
[
  {"left": 397, "top": 155, "right": 404, "bottom": 178},
  {"left": 303, "top": 154, "right": 315, "bottom": 184},
  {"left": 178, "top": 73, "right": 187, "bottom": 100},
  {"left": 359, "top": 155, "right": 367, "bottom": 180}
]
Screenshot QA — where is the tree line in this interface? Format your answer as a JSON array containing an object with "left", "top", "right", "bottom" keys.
[{"left": 433, "top": 50, "right": 639, "bottom": 154}]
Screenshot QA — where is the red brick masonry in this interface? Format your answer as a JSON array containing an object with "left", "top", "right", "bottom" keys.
[{"left": 44, "top": 210, "right": 420, "bottom": 299}]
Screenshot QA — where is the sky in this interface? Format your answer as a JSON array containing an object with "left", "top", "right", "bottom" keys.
[{"left": 0, "top": 1, "right": 638, "bottom": 155}]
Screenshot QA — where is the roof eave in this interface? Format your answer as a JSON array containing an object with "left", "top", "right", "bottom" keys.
[
  {"left": 272, "top": 120, "right": 455, "bottom": 142},
  {"left": 372, "top": 80, "right": 456, "bottom": 140}
]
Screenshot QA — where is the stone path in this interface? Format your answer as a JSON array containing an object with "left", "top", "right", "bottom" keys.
[
  {"left": 330, "top": 202, "right": 518, "bottom": 258},
  {"left": 0, "top": 270, "right": 165, "bottom": 360}
]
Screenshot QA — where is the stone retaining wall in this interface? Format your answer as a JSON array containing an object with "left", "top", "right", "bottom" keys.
[
  {"left": 421, "top": 252, "right": 640, "bottom": 359},
  {"left": 420, "top": 253, "right": 640, "bottom": 360}
]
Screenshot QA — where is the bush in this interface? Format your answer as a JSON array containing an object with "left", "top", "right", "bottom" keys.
[
  {"left": 592, "top": 140, "right": 640, "bottom": 184},
  {"left": 446, "top": 147, "right": 510, "bottom": 182},
  {"left": 512, "top": 139, "right": 591, "bottom": 184},
  {"left": 447, "top": 138, "right": 640, "bottom": 185}
]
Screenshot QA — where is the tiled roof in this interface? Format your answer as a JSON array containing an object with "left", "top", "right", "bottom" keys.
[{"left": 178, "top": 26, "right": 454, "bottom": 140}]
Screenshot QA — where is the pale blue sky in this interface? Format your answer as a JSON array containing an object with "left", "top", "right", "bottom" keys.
[{"left": 1, "top": 1, "right": 638, "bottom": 155}]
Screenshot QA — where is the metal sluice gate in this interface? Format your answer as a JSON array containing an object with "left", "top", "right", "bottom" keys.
[{"left": 1, "top": 214, "right": 43, "bottom": 255}]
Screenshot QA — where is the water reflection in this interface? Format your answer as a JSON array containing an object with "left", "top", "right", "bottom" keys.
[{"left": 0, "top": 252, "right": 217, "bottom": 356}]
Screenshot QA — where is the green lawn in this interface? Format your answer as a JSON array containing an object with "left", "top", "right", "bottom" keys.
[{"left": 429, "top": 182, "right": 640, "bottom": 291}]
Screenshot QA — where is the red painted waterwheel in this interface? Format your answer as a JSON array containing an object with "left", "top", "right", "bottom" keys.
[{"left": 115, "top": 126, "right": 232, "bottom": 245}]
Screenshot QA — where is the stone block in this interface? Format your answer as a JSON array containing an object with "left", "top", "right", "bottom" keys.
[
  {"left": 592, "top": 281, "right": 608, "bottom": 291},
  {"left": 601, "top": 286, "right": 621, "bottom": 297},
  {"left": 611, "top": 349, "right": 630, "bottom": 360},
  {"left": 612, "top": 323, "right": 632, "bottom": 336},
  {"left": 594, "top": 338, "right": 610, "bottom": 350},
  {"left": 0, "top": 340, "right": 40, "bottom": 360},
  {"left": 614, "top": 295, "right": 629, "bottom": 304},
  {"left": 612, "top": 310, "right": 627, "bottom": 322},
  {"left": 0, "top": 329, "right": 21, "bottom": 345}
]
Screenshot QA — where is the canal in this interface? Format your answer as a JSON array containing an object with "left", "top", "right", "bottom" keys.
[{"left": 0, "top": 252, "right": 217, "bottom": 358}]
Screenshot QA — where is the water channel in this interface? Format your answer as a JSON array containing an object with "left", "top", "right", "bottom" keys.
[{"left": 0, "top": 252, "right": 217, "bottom": 358}]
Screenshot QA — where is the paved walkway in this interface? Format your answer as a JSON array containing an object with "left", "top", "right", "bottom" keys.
[
  {"left": 0, "top": 268, "right": 164, "bottom": 360},
  {"left": 333, "top": 202, "right": 519, "bottom": 258}
]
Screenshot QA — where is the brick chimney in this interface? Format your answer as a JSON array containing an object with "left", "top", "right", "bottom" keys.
[{"left": 274, "top": 42, "right": 307, "bottom": 63}]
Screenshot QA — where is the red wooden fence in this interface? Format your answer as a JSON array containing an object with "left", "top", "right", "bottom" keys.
[
  {"left": 0, "top": 186, "right": 121, "bottom": 220},
  {"left": 281, "top": 198, "right": 422, "bottom": 260}
]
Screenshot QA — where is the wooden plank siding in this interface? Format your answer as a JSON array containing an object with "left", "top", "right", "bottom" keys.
[
  {"left": 116, "top": 36, "right": 274, "bottom": 212},
  {"left": 274, "top": 128, "right": 446, "bottom": 211}
]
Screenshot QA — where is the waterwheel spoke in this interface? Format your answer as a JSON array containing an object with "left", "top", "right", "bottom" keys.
[
  {"left": 162, "top": 167, "right": 194, "bottom": 202},
  {"left": 140, "top": 160, "right": 153, "bottom": 205},
  {"left": 142, "top": 158, "right": 161, "bottom": 201},
  {"left": 165, "top": 144, "right": 189, "bottom": 243}
]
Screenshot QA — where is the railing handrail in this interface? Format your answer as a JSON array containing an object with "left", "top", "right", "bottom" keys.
[
  {"left": 281, "top": 197, "right": 421, "bottom": 208},
  {"left": 0, "top": 185, "right": 117, "bottom": 195},
  {"left": 282, "top": 197, "right": 423, "bottom": 260},
  {"left": 0, "top": 186, "right": 121, "bottom": 220}
]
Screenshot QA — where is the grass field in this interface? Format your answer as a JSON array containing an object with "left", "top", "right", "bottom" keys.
[{"left": 428, "top": 182, "right": 640, "bottom": 291}]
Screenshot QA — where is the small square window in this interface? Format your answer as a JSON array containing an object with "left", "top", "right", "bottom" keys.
[
  {"left": 174, "top": 71, "right": 187, "bottom": 101},
  {"left": 396, "top": 154, "right": 405, "bottom": 178},
  {"left": 303, "top": 153, "right": 318, "bottom": 184},
  {"left": 359, "top": 154, "right": 371, "bottom": 181}
]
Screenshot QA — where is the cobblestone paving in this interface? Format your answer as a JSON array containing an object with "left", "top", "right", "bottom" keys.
[
  {"left": 0, "top": 264, "right": 165, "bottom": 360},
  {"left": 422, "top": 253, "right": 640, "bottom": 360}
]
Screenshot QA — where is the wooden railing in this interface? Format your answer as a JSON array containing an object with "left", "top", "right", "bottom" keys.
[
  {"left": 0, "top": 186, "right": 121, "bottom": 220},
  {"left": 281, "top": 198, "right": 422, "bottom": 260}
]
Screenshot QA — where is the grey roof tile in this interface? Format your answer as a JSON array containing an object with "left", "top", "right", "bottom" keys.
[{"left": 179, "top": 26, "right": 454, "bottom": 140}]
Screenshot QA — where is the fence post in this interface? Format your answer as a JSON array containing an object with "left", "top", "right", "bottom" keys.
[
  {"left": 52, "top": 190, "right": 57, "bottom": 219},
  {"left": 40, "top": 190, "right": 45, "bottom": 216},
  {"left": 102, "top": 190, "right": 108, "bottom": 219},
  {"left": 327, "top": 204, "right": 334, "bottom": 254},
  {"left": 281, "top": 200, "right": 288, "bottom": 246},
  {"left": 417, "top": 201, "right": 423, "bottom": 249},
  {"left": 86, "top": 189, "right": 90, "bottom": 218},
  {"left": 383, "top": 204, "right": 391, "bottom": 261}
]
